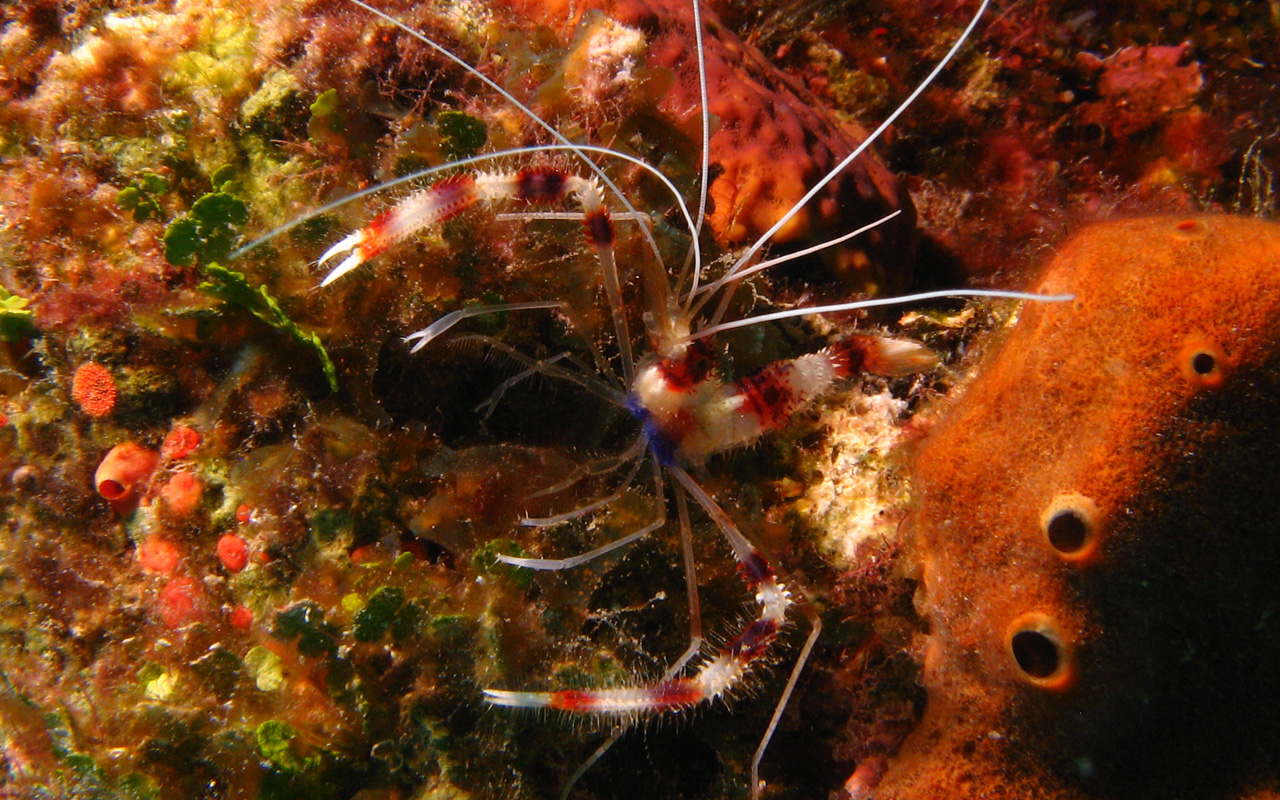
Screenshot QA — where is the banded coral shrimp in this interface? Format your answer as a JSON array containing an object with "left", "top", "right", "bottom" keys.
[{"left": 233, "top": 0, "right": 1068, "bottom": 795}]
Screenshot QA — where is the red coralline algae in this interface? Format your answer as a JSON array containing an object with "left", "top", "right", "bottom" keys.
[
  {"left": 1078, "top": 44, "right": 1204, "bottom": 141},
  {"left": 160, "top": 424, "right": 201, "bottom": 460},
  {"left": 21, "top": 4, "right": 197, "bottom": 131},
  {"left": 70, "top": 362, "right": 117, "bottom": 418},
  {"left": 157, "top": 576, "right": 204, "bottom": 628},
  {"left": 136, "top": 537, "right": 181, "bottom": 576},
  {"left": 159, "top": 471, "right": 202, "bottom": 517},
  {"left": 228, "top": 605, "right": 253, "bottom": 630},
  {"left": 873, "top": 216, "right": 1280, "bottom": 800},
  {"left": 347, "top": 543, "right": 380, "bottom": 564},
  {"left": 216, "top": 533, "right": 248, "bottom": 572}
]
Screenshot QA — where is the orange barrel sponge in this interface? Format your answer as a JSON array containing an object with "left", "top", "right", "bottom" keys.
[{"left": 875, "top": 216, "right": 1280, "bottom": 800}]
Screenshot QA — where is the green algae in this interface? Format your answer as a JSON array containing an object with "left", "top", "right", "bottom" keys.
[
  {"left": 157, "top": 163, "right": 338, "bottom": 393},
  {"left": 162, "top": 10, "right": 261, "bottom": 106},
  {"left": 115, "top": 172, "right": 171, "bottom": 223},
  {"left": 256, "top": 720, "right": 316, "bottom": 774},
  {"left": 197, "top": 264, "right": 339, "bottom": 391},
  {"left": 272, "top": 601, "right": 341, "bottom": 658},
  {"left": 352, "top": 585, "right": 427, "bottom": 642},
  {"left": 309, "top": 88, "right": 340, "bottom": 118},
  {"left": 255, "top": 719, "right": 366, "bottom": 800},
  {"left": 244, "top": 646, "right": 285, "bottom": 691},
  {"left": 0, "top": 287, "right": 37, "bottom": 342},
  {"left": 137, "top": 663, "right": 178, "bottom": 701},
  {"left": 164, "top": 191, "right": 249, "bottom": 266},
  {"left": 437, "top": 110, "right": 488, "bottom": 161}
]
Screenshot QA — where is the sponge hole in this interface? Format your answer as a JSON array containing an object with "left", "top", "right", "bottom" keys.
[
  {"left": 1178, "top": 333, "right": 1229, "bottom": 390},
  {"left": 1005, "top": 612, "right": 1073, "bottom": 690},
  {"left": 1046, "top": 509, "right": 1088, "bottom": 553},
  {"left": 1170, "top": 217, "right": 1210, "bottom": 240},
  {"left": 1039, "top": 492, "right": 1100, "bottom": 561},
  {"left": 1011, "top": 629, "right": 1060, "bottom": 679},
  {"left": 1190, "top": 351, "right": 1216, "bottom": 375}
]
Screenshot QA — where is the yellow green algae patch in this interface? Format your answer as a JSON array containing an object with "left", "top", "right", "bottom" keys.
[{"left": 877, "top": 215, "right": 1280, "bottom": 800}]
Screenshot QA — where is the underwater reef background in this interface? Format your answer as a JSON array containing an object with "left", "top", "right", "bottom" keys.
[{"left": 1, "top": 0, "right": 1278, "bottom": 798}]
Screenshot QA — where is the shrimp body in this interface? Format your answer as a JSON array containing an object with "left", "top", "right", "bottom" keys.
[{"left": 631, "top": 335, "right": 938, "bottom": 464}]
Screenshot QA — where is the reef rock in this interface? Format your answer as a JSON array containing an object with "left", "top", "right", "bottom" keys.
[
  {"left": 492, "top": 0, "right": 915, "bottom": 289},
  {"left": 879, "top": 215, "right": 1280, "bottom": 800}
]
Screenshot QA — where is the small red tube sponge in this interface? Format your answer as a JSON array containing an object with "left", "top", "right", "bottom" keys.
[{"left": 94, "top": 442, "right": 159, "bottom": 505}]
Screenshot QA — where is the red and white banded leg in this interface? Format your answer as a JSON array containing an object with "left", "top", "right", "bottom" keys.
[
  {"left": 317, "top": 168, "right": 617, "bottom": 287},
  {"left": 483, "top": 464, "right": 791, "bottom": 722}
]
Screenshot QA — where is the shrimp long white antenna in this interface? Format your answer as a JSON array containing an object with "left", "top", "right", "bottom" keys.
[
  {"left": 692, "top": 0, "right": 711, "bottom": 249},
  {"left": 699, "top": 0, "right": 993, "bottom": 326},
  {"left": 686, "top": 210, "right": 904, "bottom": 320},
  {"left": 690, "top": 289, "right": 1076, "bottom": 342},
  {"left": 675, "top": 0, "right": 713, "bottom": 302},
  {"left": 700, "top": 211, "right": 904, "bottom": 296}
]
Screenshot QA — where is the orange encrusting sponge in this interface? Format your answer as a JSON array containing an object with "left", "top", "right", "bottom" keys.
[{"left": 874, "top": 216, "right": 1280, "bottom": 800}]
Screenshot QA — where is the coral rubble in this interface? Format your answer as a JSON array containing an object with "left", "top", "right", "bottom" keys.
[{"left": 877, "top": 215, "right": 1280, "bottom": 800}]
